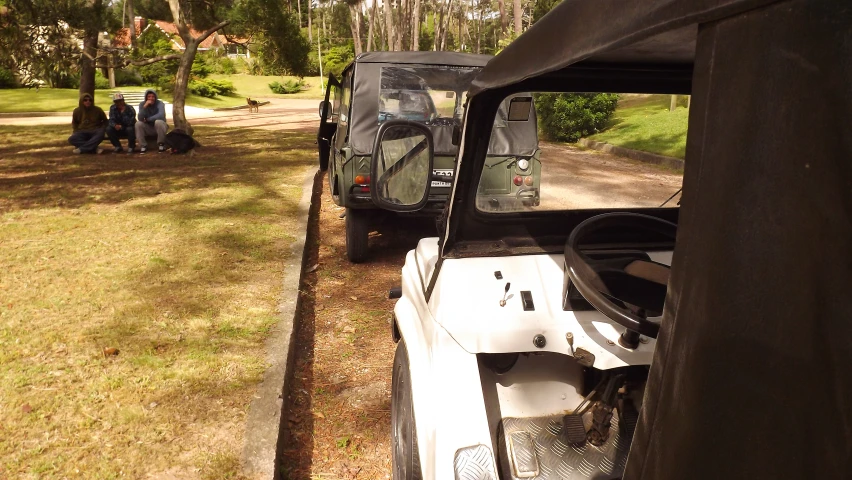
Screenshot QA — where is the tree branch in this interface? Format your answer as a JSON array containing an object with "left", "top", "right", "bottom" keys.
[
  {"left": 197, "top": 20, "right": 230, "bottom": 43},
  {"left": 121, "top": 53, "right": 183, "bottom": 67}
]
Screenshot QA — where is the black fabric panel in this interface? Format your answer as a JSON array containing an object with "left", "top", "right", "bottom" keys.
[
  {"left": 470, "top": 0, "right": 780, "bottom": 96},
  {"left": 625, "top": 1, "right": 852, "bottom": 479}
]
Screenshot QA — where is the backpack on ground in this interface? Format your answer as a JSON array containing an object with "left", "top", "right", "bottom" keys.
[{"left": 164, "top": 129, "right": 199, "bottom": 154}]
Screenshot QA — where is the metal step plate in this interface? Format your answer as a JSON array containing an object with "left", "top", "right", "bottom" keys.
[{"left": 498, "top": 413, "right": 632, "bottom": 480}]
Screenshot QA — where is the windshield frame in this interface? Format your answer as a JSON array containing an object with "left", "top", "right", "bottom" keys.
[{"left": 441, "top": 63, "right": 692, "bottom": 260}]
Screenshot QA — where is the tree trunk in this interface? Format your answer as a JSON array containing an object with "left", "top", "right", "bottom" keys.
[
  {"left": 434, "top": 0, "right": 444, "bottom": 50},
  {"left": 79, "top": 30, "right": 98, "bottom": 97},
  {"left": 297, "top": 0, "right": 302, "bottom": 30},
  {"left": 126, "top": 0, "right": 137, "bottom": 50},
  {"left": 366, "top": 0, "right": 375, "bottom": 51},
  {"left": 172, "top": 40, "right": 198, "bottom": 134},
  {"left": 497, "top": 0, "right": 507, "bottom": 41},
  {"left": 167, "top": 0, "right": 228, "bottom": 134},
  {"left": 349, "top": 2, "right": 363, "bottom": 55},
  {"left": 440, "top": 0, "right": 453, "bottom": 50},
  {"left": 308, "top": 0, "right": 312, "bottom": 42},
  {"left": 513, "top": 0, "right": 522, "bottom": 36},
  {"left": 384, "top": 0, "right": 395, "bottom": 51},
  {"left": 411, "top": 0, "right": 420, "bottom": 50},
  {"left": 475, "top": 0, "right": 481, "bottom": 53}
]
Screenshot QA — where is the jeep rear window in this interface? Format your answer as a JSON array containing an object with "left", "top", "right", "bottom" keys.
[
  {"left": 476, "top": 92, "right": 687, "bottom": 213},
  {"left": 379, "top": 66, "right": 479, "bottom": 125}
]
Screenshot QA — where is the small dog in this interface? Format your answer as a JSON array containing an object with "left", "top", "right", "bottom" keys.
[{"left": 247, "top": 97, "right": 259, "bottom": 113}]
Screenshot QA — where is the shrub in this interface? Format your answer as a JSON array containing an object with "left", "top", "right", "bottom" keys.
[
  {"left": 535, "top": 93, "right": 619, "bottom": 142},
  {"left": 189, "top": 79, "right": 235, "bottom": 97},
  {"left": 207, "top": 79, "right": 235, "bottom": 96},
  {"left": 94, "top": 70, "right": 110, "bottom": 89},
  {"left": 0, "top": 67, "right": 16, "bottom": 88},
  {"left": 268, "top": 78, "right": 305, "bottom": 94},
  {"left": 115, "top": 69, "right": 143, "bottom": 86},
  {"left": 323, "top": 45, "right": 354, "bottom": 77}
]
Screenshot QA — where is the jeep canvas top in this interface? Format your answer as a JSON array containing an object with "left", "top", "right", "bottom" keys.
[{"left": 367, "top": 0, "right": 850, "bottom": 479}]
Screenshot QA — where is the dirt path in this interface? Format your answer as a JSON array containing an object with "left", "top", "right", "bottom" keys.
[
  {"left": 279, "top": 176, "right": 436, "bottom": 479},
  {"left": 538, "top": 143, "right": 683, "bottom": 209}
]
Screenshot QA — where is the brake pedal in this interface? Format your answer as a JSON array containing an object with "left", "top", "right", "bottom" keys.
[{"left": 562, "top": 414, "right": 587, "bottom": 444}]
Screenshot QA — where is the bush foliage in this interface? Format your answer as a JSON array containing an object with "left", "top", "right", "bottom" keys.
[
  {"left": 535, "top": 93, "right": 619, "bottom": 143},
  {"left": 0, "top": 67, "right": 16, "bottom": 88},
  {"left": 189, "top": 79, "right": 236, "bottom": 98},
  {"left": 268, "top": 78, "right": 305, "bottom": 94}
]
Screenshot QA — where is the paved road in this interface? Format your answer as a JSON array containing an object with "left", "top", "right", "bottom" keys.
[{"left": 0, "top": 98, "right": 320, "bottom": 131}]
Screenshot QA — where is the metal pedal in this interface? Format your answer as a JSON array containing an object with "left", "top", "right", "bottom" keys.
[
  {"left": 562, "top": 414, "right": 587, "bottom": 444},
  {"left": 508, "top": 430, "right": 539, "bottom": 478}
]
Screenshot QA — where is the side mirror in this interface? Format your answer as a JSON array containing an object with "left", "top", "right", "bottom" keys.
[
  {"left": 370, "top": 120, "right": 434, "bottom": 212},
  {"left": 318, "top": 100, "right": 328, "bottom": 118}
]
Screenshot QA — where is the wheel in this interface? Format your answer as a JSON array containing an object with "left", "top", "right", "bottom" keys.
[
  {"left": 392, "top": 341, "right": 422, "bottom": 480},
  {"left": 318, "top": 140, "right": 330, "bottom": 171},
  {"left": 345, "top": 208, "right": 369, "bottom": 263}
]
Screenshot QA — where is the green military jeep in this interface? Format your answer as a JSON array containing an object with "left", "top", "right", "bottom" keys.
[{"left": 318, "top": 52, "right": 539, "bottom": 263}]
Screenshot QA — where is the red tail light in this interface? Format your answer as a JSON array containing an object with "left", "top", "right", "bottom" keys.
[
  {"left": 354, "top": 174, "right": 371, "bottom": 185},
  {"left": 513, "top": 176, "right": 523, "bottom": 186}
]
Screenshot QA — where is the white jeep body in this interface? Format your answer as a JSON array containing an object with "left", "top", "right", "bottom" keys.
[{"left": 394, "top": 238, "right": 671, "bottom": 478}]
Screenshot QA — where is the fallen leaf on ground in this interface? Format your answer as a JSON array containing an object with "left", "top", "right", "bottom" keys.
[
  {"left": 312, "top": 411, "right": 325, "bottom": 419},
  {"left": 306, "top": 264, "right": 319, "bottom": 273},
  {"left": 21, "top": 404, "right": 32, "bottom": 414},
  {"left": 102, "top": 347, "right": 119, "bottom": 357}
]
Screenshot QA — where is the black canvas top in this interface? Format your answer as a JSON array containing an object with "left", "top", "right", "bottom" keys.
[
  {"left": 347, "top": 52, "right": 538, "bottom": 157},
  {"left": 469, "top": 0, "right": 782, "bottom": 96},
  {"left": 354, "top": 51, "right": 493, "bottom": 67}
]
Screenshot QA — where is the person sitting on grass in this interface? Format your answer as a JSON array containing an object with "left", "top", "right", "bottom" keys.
[
  {"left": 68, "top": 93, "right": 106, "bottom": 155},
  {"left": 134, "top": 89, "right": 169, "bottom": 154},
  {"left": 106, "top": 93, "right": 137, "bottom": 154}
]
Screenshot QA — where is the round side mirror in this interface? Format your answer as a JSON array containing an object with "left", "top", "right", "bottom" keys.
[
  {"left": 318, "top": 101, "right": 327, "bottom": 118},
  {"left": 370, "top": 121, "right": 435, "bottom": 212}
]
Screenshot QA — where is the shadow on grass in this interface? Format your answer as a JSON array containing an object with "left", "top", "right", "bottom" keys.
[{"left": 0, "top": 125, "right": 315, "bottom": 212}]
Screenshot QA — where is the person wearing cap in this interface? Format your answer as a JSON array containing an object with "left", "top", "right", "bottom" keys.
[
  {"left": 68, "top": 93, "right": 107, "bottom": 154},
  {"left": 106, "top": 93, "right": 137, "bottom": 154}
]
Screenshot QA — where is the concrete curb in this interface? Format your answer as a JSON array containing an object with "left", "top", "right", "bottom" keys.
[
  {"left": 241, "top": 167, "right": 319, "bottom": 479},
  {"left": 577, "top": 138, "right": 684, "bottom": 170},
  {"left": 213, "top": 101, "right": 272, "bottom": 112}
]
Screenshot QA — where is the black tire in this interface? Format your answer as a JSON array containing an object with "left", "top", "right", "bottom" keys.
[
  {"left": 318, "top": 140, "right": 330, "bottom": 171},
  {"left": 392, "top": 341, "right": 422, "bottom": 480},
  {"left": 345, "top": 208, "right": 369, "bottom": 263}
]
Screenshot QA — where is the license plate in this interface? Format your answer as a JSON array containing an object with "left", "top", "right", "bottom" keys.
[{"left": 431, "top": 169, "right": 453, "bottom": 188}]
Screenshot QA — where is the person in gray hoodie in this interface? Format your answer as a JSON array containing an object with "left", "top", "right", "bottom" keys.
[{"left": 134, "top": 89, "right": 169, "bottom": 154}]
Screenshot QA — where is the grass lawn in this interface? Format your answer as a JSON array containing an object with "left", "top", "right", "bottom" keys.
[
  {"left": 0, "top": 125, "right": 316, "bottom": 478},
  {"left": 589, "top": 94, "right": 690, "bottom": 159},
  {"left": 208, "top": 74, "right": 325, "bottom": 100},
  {"left": 0, "top": 75, "right": 324, "bottom": 113}
]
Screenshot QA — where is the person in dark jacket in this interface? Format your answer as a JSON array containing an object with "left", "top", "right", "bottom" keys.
[
  {"left": 106, "top": 93, "right": 137, "bottom": 154},
  {"left": 134, "top": 89, "right": 169, "bottom": 154},
  {"left": 68, "top": 93, "right": 106, "bottom": 154}
]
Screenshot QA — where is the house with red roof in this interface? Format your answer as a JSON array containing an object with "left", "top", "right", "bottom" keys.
[{"left": 112, "top": 17, "right": 251, "bottom": 58}]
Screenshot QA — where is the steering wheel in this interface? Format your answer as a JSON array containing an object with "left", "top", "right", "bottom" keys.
[{"left": 564, "top": 213, "right": 677, "bottom": 343}]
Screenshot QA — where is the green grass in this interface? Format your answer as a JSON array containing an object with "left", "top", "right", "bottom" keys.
[
  {"left": 0, "top": 124, "right": 316, "bottom": 478},
  {"left": 589, "top": 94, "right": 690, "bottom": 159},
  {"left": 209, "top": 74, "right": 325, "bottom": 99},
  {"left": 0, "top": 74, "right": 324, "bottom": 113}
]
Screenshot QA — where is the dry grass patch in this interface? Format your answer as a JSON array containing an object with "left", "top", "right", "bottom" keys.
[{"left": 0, "top": 125, "right": 315, "bottom": 479}]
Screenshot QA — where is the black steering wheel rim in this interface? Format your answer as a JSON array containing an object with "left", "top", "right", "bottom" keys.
[{"left": 565, "top": 212, "right": 677, "bottom": 339}]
